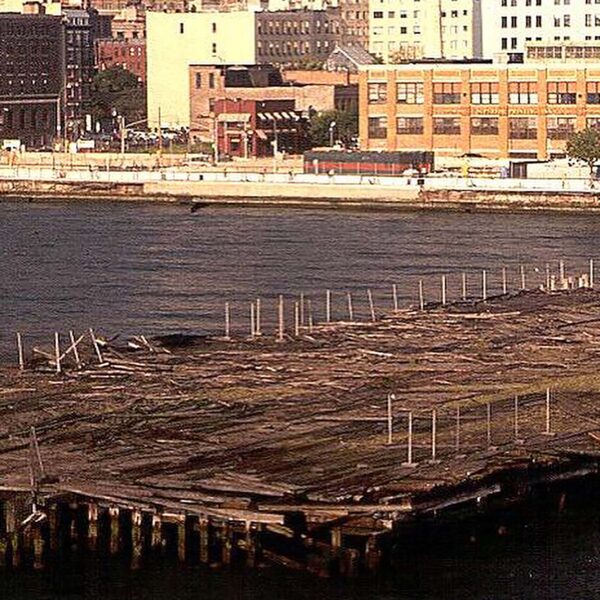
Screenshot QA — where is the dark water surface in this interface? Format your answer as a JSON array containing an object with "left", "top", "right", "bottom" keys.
[
  {"left": 2, "top": 199, "right": 600, "bottom": 598},
  {"left": 1, "top": 199, "right": 600, "bottom": 357}
]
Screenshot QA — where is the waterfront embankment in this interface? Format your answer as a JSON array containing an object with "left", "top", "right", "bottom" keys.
[{"left": 2, "top": 165, "right": 600, "bottom": 211}]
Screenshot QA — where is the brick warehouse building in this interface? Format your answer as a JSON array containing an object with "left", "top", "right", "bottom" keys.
[
  {"left": 96, "top": 38, "right": 147, "bottom": 83},
  {"left": 360, "top": 63, "right": 600, "bottom": 160},
  {"left": 0, "top": 14, "right": 65, "bottom": 148},
  {"left": 215, "top": 98, "right": 310, "bottom": 158}
]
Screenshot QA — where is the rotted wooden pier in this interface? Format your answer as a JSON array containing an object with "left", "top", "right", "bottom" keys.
[{"left": 3, "top": 286, "right": 600, "bottom": 575}]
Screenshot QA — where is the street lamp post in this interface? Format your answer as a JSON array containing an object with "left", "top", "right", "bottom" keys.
[{"left": 329, "top": 120, "right": 337, "bottom": 147}]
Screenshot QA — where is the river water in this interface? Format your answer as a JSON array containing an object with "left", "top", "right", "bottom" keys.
[{"left": 2, "top": 198, "right": 600, "bottom": 598}]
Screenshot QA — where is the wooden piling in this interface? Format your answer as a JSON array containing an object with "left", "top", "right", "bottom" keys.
[
  {"left": 294, "top": 302, "right": 300, "bottom": 337},
  {"left": 32, "top": 525, "right": 44, "bottom": 570},
  {"left": 441, "top": 275, "right": 447, "bottom": 306},
  {"left": 418, "top": 279, "right": 424, "bottom": 311},
  {"left": 520, "top": 265, "right": 526, "bottom": 290},
  {"left": 151, "top": 514, "right": 162, "bottom": 552},
  {"left": 177, "top": 517, "right": 186, "bottom": 563},
  {"left": 256, "top": 298, "right": 261, "bottom": 335},
  {"left": 590, "top": 258, "right": 595, "bottom": 288},
  {"left": 502, "top": 267, "right": 507, "bottom": 295},
  {"left": 250, "top": 303, "right": 256, "bottom": 338},
  {"left": 16, "top": 332, "right": 24, "bottom": 371},
  {"left": 300, "top": 292, "right": 305, "bottom": 326},
  {"left": 277, "top": 295, "right": 284, "bottom": 341},
  {"left": 326, "top": 289, "right": 331, "bottom": 323},
  {"left": 392, "top": 283, "right": 398, "bottom": 312},
  {"left": 482, "top": 270, "right": 487, "bottom": 301},
  {"left": 559, "top": 259, "right": 565, "bottom": 283},
  {"left": 131, "top": 510, "right": 143, "bottom": 569},
  {"left": 69, "top": 330, "right": 82, "bottom": 369},
  {"left": 54, "top": 332, "right": 61, "bottom": 374},
  {"left": 224, "top": 302, "right": 231, "bottom": 340},
  {"left": 89, "top": 328, "right": 103, "bottom": 364},
  {"left": 198, "top": 519, "right": 209, "bottom": 564},
  {"left": 455, "top": 406, "right": 461, "bottom": 455},
  {"left": 367, "top": 289, "right": 376, "bottom": 322},
  {"left": 462, "top": 272, "right": 467, "bottom": 301},
  {"left": 543, "top": 387, "right": 555, "bottom": 435},
  {"left": 346, "top": 292, "right": 354, "bottom": 321},
  {"left": 430, "top": 409, "right": 438, "bottom": 463},
  {"left": 402, "top": 411, "right": 417, "bottom": 467},
  {"left": 109, "top": 507, "right": 120, "bottom": 555},
  {"left": 486, "top": 402, "right": 492, "bottom": 448},
  {"left": 307, "top": 299, "right": 314, "bottom": 333},
  {"left": 514, "top": 396, "right": 523, "bottom": 443},
  {"left": 87, "top": 503, "right": 98, "bottom": 551},
  {"left": 386, "top": 393, "right": 394, "bottom": 445}
]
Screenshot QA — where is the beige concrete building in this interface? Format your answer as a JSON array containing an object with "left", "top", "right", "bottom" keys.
[
  {"left": 368, "top": 0, "right": 482, "bottom": 62},
  {"left": 146, "top": 11, "right": 257, "bottom": 128}
]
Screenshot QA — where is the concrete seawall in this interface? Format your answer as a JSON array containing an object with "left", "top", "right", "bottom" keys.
[{"left": 3, "top": 177, "right": 600, "bottom": 212}]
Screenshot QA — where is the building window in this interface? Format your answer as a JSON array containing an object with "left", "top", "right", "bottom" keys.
[
  {"left": 587, "top": 82, "right": 600, "bottom": 103},
  {"left": 179, "top": 22, "right": 184, "bottom": 34},
  {"left": 547, "top": 81, "right": 576, "bottom": 104},
  {"left": 587, "top": 116, "right": 600, "bottom": 129},
  {"left": 396, "top": 117, "right": 424, "bottom": 134},
  {"left": 547, "top": 116, "right": 576, "bottom": 139},
  {"left": 433, "top": 117, "right": 460, "bottom": 134},
  {"left": 368, "top": 82, "right": 388, "bottom": 103},
  {"left": 433, "top": 82, "right": 461, "bottom": 104},
  {"left": 509, "top": 81, "right": 538, "bottom": 104},
  {"left": 212, "top": 42, "right": 217, "bottom": 54},
  {"left": 373, "top": 10, "right": 383, "bottom": 17},
  {"left": 195, "top": 73, "right": 202, "bottom": 88},
  {"left": 509, "top": 117, "right": 537, "bottom": 139},
  {"left": 536, "top": 15, "right": 542, "bottom": 26},
  {"left": 368, "top": 116, "right": 387, "bottom": 139},
  {"left": 471, "top": 117, "right": 499, "bottom": 135},
  {"left": 470, "top": 82, "right": 499, "bottom": 104},
  {"left": 208, "top": 73, "right": 215, "bottom": 88},
  {"left": 397, "top": 82, "right": 424, "bottom": 104},
  {"left": 212, "top": 22, "right": 217, "bottom": 33}
]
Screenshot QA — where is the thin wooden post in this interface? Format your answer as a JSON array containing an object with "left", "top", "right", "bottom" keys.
[
  {"left": 346, "top": 292, "right": 354, "bottom": 321},
  {"left": 543, "top": 387, "right": 555, "bottom": 435},
  {"left": 386, "top": 393, "right": 394, "bottom": 445},
  {"left": 224, "top": 302, "right": 231, "bottom": 340},
  {"left": 392, "top": 284, "right": 398, "bottom": 312},
  {"left": 545, "top": 263, "right": 551, "bottom": 291},
  {"left": 559, "top": 259, "right": 565, "bottom": 283},
  {"left": 278, "top": 295, "right": 284, "bottom": 341},
  {"left": 294, "top": 301, "right": 300, "bottom": 337},
  {"left": 300, "top": 292, "right": 305, "bottom": 326},
  {"left": 89, "top": 328, "right": 103, "bottom": 364},
  {"left": 250, "top": 303, "right": 256, "bottom": 338},
  {"left": 502, "top": 267, "right": 507, "bottom": 295},
  {"left": 590, "top": 258, "right": 595, "bottom": 289},
  {"left": 367, "top": 289, "right": 376, "bottom": 322},
  {"left": 256, "top": 298, "right": 261, "bottom": 335},
  {"left": 486, "top": 402, "right": 492, "bottom": 448},
  {"left": 307, "top": 299, "right": 314, "bottom": 333},
  {"left": 69, "top": 330, "right": 82, "bottom": 369},
  {"left": 514, "top": 395, "right": 522, "bottom": 443},
  {"left": 402, "top": 411, "right": 417, "bottom": 467},
  {"left": 54, "top": 332, "right": 61, "bottom": 374},
  {"left": 520, "top": 265, "right": 526, "bottom": 290},
  {"left": 441, "top": 275, "right": 447, "bottom": 306},
  {"left": 430, "top": 409, "right": 438, "bottom": 463},
  {"left": 16, "top": 332, "right": 24, "bottom": 371},
  {"left": 326, "top": 289, "right": 331, "bottom": 323},
  {"left": 455, "top": 406, "right": 461, "bottom": 454},
  {"left": 418, "top": 279, "right": 424, "bottom": 311},
  {"left": 462, "top": 272, "right": 467, "bottom": 301},
  {"left": 482, "top": 270, "right": 487, "bottom": 301}
]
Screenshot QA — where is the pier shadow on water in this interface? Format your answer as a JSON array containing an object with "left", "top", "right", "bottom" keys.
[{"left": 2, "top": 478, "right": 600, "bottom": 600}]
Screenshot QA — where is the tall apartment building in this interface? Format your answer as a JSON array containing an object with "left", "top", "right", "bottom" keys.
[
  {"left": 369, "top": 0, "right": 482, "bottom": 61},
  {"left": 360, "top": 62, "right": 600, "bottom": 160},
  {"left": 0, "top": 13, "right": 65, "bottom": 148},
  {"left": 480, "top": 0, "right": 600, "bottom": 59}
]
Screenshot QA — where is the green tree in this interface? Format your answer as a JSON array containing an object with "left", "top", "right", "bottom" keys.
[
  {"left": 566, "top": 127, "right": 600, "bottom": 179},
  {"left": 90, "top": 66, "right": 146, "bottom": 124},
  {"left": 309, "top": 109, "right": 358, "bottom": 148}
]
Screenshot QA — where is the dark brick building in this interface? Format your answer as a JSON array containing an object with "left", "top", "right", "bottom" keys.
[
  {"left": 255, "top": 9, "right": 344, "bottom": 67},
  {"left": 96, "top": 38, "right": 147, "bottom": 83},
  {"left": 0, "top": 14, "right": 65, "bottom": 148}
]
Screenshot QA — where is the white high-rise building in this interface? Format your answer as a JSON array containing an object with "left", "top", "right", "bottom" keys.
[
  {"left": 368, "top": 0, "right": 483, "bottom": 62},
  {"left": 481, "top": 0, "right": 597, "bottom": 59}
]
